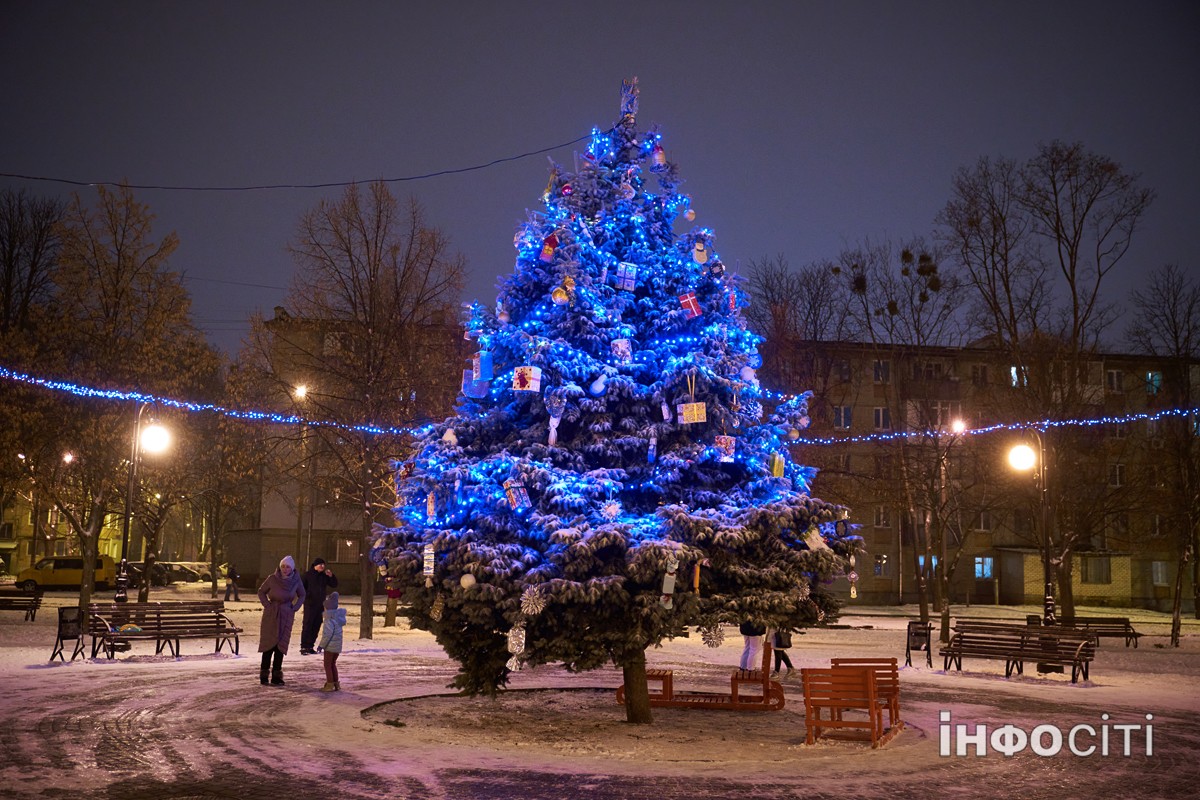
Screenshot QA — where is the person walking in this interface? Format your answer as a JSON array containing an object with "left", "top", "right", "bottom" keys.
[
  {"left": 738, "top": 618, "right": 766, "bottom": 670},
  {"left": 300, "top": 558, "right": 338, "bottom": 655},
  {"left": 771, "top": 628, "right": 795, "bottom": 678},
  {"left": 317, "top": 591, "right": 347, "bottom": 692},
  {"left": 258, "top": 555, "right": 305, "bottom": 686},
  {"left": 224, "top": 562, "right": 241, "bottom": 602}
]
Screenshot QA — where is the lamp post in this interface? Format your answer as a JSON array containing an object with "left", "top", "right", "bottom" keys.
[
  {"left": 1007, "top": 430, "right": 1056, "bottom": 625},
  {"left": 115, "top": 403, "right": 171, "bottom": 602},
  {"left": 937, "top": 419, "right": 966, "bottom": 642}
]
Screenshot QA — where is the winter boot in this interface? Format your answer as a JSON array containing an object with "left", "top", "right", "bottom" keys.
[
  {"left": 260, "top": 666, "right": 269, "bottom": 685},
  {"left": 320, "top": 681, "right": 335, "bottom": 692},
  {"left": 333, "top": 681, "right": 340, "bottom": 692},
  {"left": 271, "top": 668, "right": 285, "bottom": 686}
]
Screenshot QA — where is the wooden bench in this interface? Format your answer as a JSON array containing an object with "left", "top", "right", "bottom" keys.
[
  {"left": 1055, "top": 616, "right": 1142, "bottom": 648},
  {"left": 830, "top": 657, "right": 903, "bottom": 732},
  {"left": 87, "top": 600, "right": 242, "bottom": 659},
  {"left": 940, "top": 621, "right": 1095, "bottom": 683},
  {"left": 801, "top": 666, "right": 900, "bottom": 747},
  {"left": 0, "top": 588, "right": 43, "bottom": 621},
  {"left": 614, "top": 642, "right": 785, "bottom": 711}
]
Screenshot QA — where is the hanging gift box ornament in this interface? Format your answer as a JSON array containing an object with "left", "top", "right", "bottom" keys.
[
  {"left": 423, "top": 543, "right": 435, "bottom": 588},
  {"left": 472, "top": 351, "right": 493, "bottom": 381},
  {"left": 677, "top": 401, "right": 707, "bottom": 424},
  {"left": 769, "top": 452, "right": 785, "bottom": 477},
  {"left": 729, "top": 288, "right": 737, "bottom": 312},
  {"left": 692, "top": 241, "right": 708, "bottom": 265},
  {"left": 660, "top": 557, "right": 679, "bottom": 609},
  {"left": 661, "top": 402, "right": 671, "bottom": 421},
  {"left": 714, "top": 434, "right": 736, "bottom": 462},
  {"left": 599, "top": 263, "right": 608, "bottom": 284},
  {"left": 611, "top": 338, "right": 632, "bottom": 363},
  {"left": 538, "top": 233, "right": 558, "bottom": 263},
  {"left": 615, "top": 262, "right": 637, "bottom": 291},
  {"left": 504, "top": 478, "right": 531, "bottom": 510},
  {"left": 647, "top": 433, "right": 657, "bottom": 464},
  {"left": 426, "top": 491, "right": 436, "bottom": 522},
  {"left": 462, "top": 369, "right": 489, "bottom": 399},
  {"left": 679, "top": 292, "right": 701, "bottom": 318},
  {"left": 513, "top": 365, "right": 542, "bottom": 392}
]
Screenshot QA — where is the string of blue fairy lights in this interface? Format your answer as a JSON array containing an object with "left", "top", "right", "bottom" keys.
[{"left": 3, "top": 363, "right": 1196, "bottom": 446}]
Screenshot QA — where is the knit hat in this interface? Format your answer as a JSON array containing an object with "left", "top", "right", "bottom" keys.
[
  {"left": 311, "top": 557, "right": 326, "bottom": 568},
  {"left": 324, "top": 591, "right": 339, "bottom": 610},
  {"left": 280, "top": 555, "right": 296, "bottom": 571}
]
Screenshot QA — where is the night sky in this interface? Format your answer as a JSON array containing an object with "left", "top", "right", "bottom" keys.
[{"left": 3, "top": 1, "right": 1197, "bottom": 356}]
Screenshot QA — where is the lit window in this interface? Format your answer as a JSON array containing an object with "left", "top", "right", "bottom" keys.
[
  {"left": 874, "top": 506, "right": 891, "bottom": 528},
  {"left": 974, "top": 556, "right": 994, "bottom": 579},
  {"left": 873, "top": 554, "right": 891, "bottom": 577},
  {"left": 1080, "top": 556, "right": 1112, "bottom": 584},
  {"left": 1145, "top": 371, "right": 1162, "bottom": 395},
  {"left": 1151, "top": 561, "right": 1170, "bottom": 587}
]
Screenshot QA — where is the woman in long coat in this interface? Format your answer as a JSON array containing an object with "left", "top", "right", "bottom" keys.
[{"left": 258, "top": 555, "right": 305, "bottom": 685}]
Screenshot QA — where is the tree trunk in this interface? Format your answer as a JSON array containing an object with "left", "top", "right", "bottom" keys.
[
  {"left": 1170, "top": 553, "right": 1186, "bottom": 647},
  {"left": 621, "top": 648, "right": 653, "bottom": 725},
  {"left": 1055, "top": 559, "right": 1074, "bottom": 624},
  {"left": 357, "top": 476, "right": 376, "bottom": 640}
]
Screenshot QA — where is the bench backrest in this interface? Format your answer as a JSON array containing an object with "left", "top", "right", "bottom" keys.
[
  {"left": 830, "top": 658, "right": 900, "bottom": 695},
  {"left": 87, "top": 601, "right": 231, "bottom": 632},
  {"left": 802, "top": 666, "right": 878, "bottom": 704},
  {"left": 950, "top": 623, "right": 1095, "bottom": 659}
]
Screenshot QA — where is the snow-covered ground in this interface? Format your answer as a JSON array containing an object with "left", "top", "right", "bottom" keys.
[{"left": 1, "top": 583, "right": 1197, "bottom": 799}]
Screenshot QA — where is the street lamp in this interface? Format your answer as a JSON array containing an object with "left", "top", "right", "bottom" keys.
[
  {"left": 1007, "top": 430, "right": 1056, "bottom": 625},
  {"left": 115, "top": 403, "right": 171, "bottom": 602},
  {"left": 936, "top": 419, "right": 966, "bottom": 643}
]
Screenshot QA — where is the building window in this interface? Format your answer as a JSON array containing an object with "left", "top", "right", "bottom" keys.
[
  {"left": 873, "top": 406, "right": 892, "bottom": 431},
  {"left": 1010, "top": 364, "right": 1028, "bottom": 387},
  {"left": 913, "top": 361, "right": 945, "bottom": 381},
  {"left": 0, "top": 521, "right": 13, "bottom": 540},
  {"left": 833, "top": 359, "right": 852, "bottom": 382},
  {"left": 974, "top": 556, "right": 994, "bottom": 579},
  {"left": 973, "top": 510, "right": 993, "bottom": 531},
  {"left": 917, "top": 555, "right": 940, "bottom": 571},
  {"left": 1151, "top": 515, "right": 1166, "bottom": 539},
  {"left": 873, "top": 554, "right": 891, "bottom": 577},
  {"left": 1107, "top": 463, "right": 1125, "bottom": 487},
  {"left": 1080, "top": 556, "right": 1112, "bottom": 584},
  {"left": 1145, "top": 371, "right": 1162, "bottom": 395},
  {"left": 832, "top": 405, "right": 852, "bottom": 430},
  {"left": 335, "top": 537, "right": 358, "bottom": 563},
  {"left": 873, "top": 455, "right": 893, "bottom": 477},
  {"left": 1105, "top": 369, "right": 1124, "bottom": 393},
  {"left": 874, "top": 506, "right": 891, "bottom": 528},
  {"left": 932, "top": 401, "right": 962, "bottom": 429},
  {"left": 873, "top": 359, "right": 891, "bottom": 384},
  {"left": 971, "top": 364, "right": 989, "bottom": 387},
  {"left": 1105, "top": 513, "right": 1128, "bottom": 546},
  {"left": 1151, "top": 561, "right": 1170, "bottom": 587},
  {"left": 1110, "top": 423, "right": 1129, "bottom": 439}
]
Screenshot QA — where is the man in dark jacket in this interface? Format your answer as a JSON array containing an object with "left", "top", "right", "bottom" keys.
[{"left": 300, "top": 557, "right": 338, "bottom": 655}]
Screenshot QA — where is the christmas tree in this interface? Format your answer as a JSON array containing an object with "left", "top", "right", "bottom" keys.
[{"left": 373, "top": 79, "right": 857, "bottom": 722}]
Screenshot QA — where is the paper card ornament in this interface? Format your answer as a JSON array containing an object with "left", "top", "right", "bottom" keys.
[
  {"left": 513, "top": 365, "right": 542, "bottom": 392},
  {"left": 611, "top": 338, "right": 632, "bottom": 363},
  {"left": 472, "top": 351, "right": 493, "bottom": 381},
  {"left": 768, "top": 452, "right": 785, "bottom": 477},
  {"left": 430, "top": 592, "right": 445, "bottom": 621},
  {"left": 660, "top": 557, "right": 678, "bottom": 608},
  {"left": 803, "top": 526, "right": 831, "bottom": 551},
  {"left": 616, "top": 262, "right": 637, "bottom": 290},
  {"left": 679, "top": 292, "right": 701, "bottom": 318},
  {"left": 423, "top": 543, "right": 435, "bottom": 587},
  {"left": 426, "top": 492, "right": 436, "bottom": 522},
  {"left": 676, "top": 401, "right": 707, "bottom": 424},
  {"left": 647, "top": 433, "right": 657, "bottom": 464},
  {"left": 599, "top": 263, "right": 608, "bottom": 284},
  {"left": 692, "top": 241, "right": 708, "bottom": 264},
  {"left": 462, "top": 370, "right": 489, "bottom": 399},
  {"left": 538, "top": 233, "right": 558, "bottom": 263},
  {"left": 714, "top": 434, "right": 736, "bottom": 462},
  {"left": 729, "top": 288, "right": 737, "bottom": 312},
  {"left": 504, "top": 478, "right": 531, "bottom": 510},
  {"left": 661, "top": 402, "right": 671, "bottom": 421}
]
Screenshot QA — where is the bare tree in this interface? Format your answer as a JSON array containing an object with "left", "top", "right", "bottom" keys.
[
  {"left": 939, "top": 142, "right": 1155, "bottom": 621},
  {"left": 244, "top": 183, "right": 464, "bottom": 639},
  {"left": 1127, "top": 265, "right": 1200, "bottom": 642}
]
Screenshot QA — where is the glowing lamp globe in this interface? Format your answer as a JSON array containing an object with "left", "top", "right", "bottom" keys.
[
  {"left": 1008, "top": 444, "right": 1036, "bottom": 472},
  {"left": 140, "top": 423, "right": 171, "bottom": 455}
]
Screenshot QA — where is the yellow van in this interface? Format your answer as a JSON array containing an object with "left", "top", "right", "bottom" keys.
[{"left": 17, "top": 555, "right": 118, "bottom": 591}]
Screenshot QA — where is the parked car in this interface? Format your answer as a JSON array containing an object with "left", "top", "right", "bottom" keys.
[
  {"left": 17, "top": 555, "right": 118, "bottom": 591},
  {"left": 166, "top": 561, "right": 219, "bottom": 581},
  {"left": 158, "top": 562, "right": 203, "bottom": 584}
]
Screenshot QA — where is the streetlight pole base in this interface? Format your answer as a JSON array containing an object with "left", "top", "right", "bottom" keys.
[{"left": 114, "top": 559, "right": 130, "bottom": 603}]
